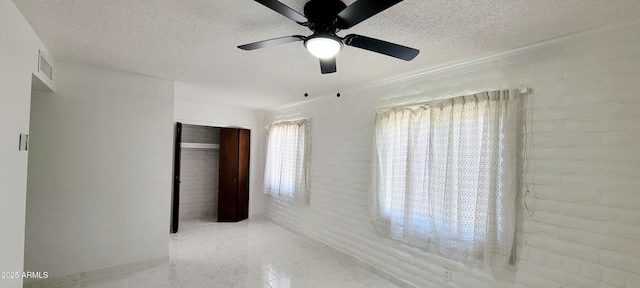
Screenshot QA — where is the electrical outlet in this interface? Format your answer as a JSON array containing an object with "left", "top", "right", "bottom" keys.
[{"left": 443, "top": 268, "right": 451, "bottom": 282}]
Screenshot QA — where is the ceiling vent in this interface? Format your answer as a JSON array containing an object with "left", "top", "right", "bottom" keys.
[{"left": 38, "top": 50, "right": 53, "bottom": 81}]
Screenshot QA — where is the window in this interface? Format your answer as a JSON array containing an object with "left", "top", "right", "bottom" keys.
[
  {"left": 264, "top": 120, "right": 311, "bottom": 202},
  {"left": 371, "top": 90, "right": 521, "bottom": 268}
]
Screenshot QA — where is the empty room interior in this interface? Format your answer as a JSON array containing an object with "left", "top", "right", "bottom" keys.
[{"left": 2, "top": 0, "right": 640, "bottom": 287}]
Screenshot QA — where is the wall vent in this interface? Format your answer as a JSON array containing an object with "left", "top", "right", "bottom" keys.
[{"left": 38, "top": 50, "right": 53, "bottom": 81}]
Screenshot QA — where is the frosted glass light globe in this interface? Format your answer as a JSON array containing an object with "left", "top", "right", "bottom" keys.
[{"left": 305, "top": 36, "right": 342, "bottom": 59}]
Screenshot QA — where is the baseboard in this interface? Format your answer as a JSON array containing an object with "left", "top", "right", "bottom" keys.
[
  {"left": 264, "top": 215, "right": 418, "bottom": 288},
  {"left": 23, "top": 256, "right": 169, "bottom": 288}
]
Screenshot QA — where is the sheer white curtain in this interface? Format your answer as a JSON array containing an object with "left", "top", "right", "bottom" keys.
[
  {"left": 371, "top": 90, "right": 521, "bottom": 268},
  {"left": 264, "top": 119, "right": 311, "bottom": 203}
]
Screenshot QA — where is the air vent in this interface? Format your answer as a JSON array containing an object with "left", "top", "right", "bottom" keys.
[{"left": 38, "top": 50, "right": 53, "bottom": 81}]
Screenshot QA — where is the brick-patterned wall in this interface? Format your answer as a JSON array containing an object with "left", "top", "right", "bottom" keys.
[
  {"left": 262, "top": 23, "right": 640, "bottom": 288},
  {"left": 182, "top": 124, "right": 220, "bottom": 144},
  {"left": 179, "top": 125, "right": 219, "bottom": 221}
]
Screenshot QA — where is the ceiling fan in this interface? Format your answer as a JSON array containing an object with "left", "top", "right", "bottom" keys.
[{"left": 238, "top": 0, "right": 419, "bottom": 74}]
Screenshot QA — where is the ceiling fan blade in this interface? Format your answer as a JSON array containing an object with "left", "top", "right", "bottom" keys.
[
  {"left": 344, "top": 34, "right": 419, "bottom": 61},
  {"left": 238, "top": 35, "right": 305, "bottom": 50},
  {"left": 319, "top": 57, "right": 337, "bottom": 74},
  {"left": 254, "top": 0, "right": 308, "bottom": 24},
  {"left": 336, "top": 0, "right": 403, "bottom": 29}
]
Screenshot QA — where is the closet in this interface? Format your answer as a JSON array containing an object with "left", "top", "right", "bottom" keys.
[{"left": 171, "top": 123, "right": 250, "bottom": 233}]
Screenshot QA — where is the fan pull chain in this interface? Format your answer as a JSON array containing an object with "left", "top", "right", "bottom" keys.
[
  {"left": 304, "top": 52, "right": 309, "bottom": 97},
  {"left": 336, "top": 53, "right": 341, "bottom": 97}
]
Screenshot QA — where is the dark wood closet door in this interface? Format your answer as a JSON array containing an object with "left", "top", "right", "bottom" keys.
[
  {"left": 237, "top": 129, "right": 250, "bottom": 221},
  {"left": 218, "top": 128, "right": 239, "bottom": 222}
]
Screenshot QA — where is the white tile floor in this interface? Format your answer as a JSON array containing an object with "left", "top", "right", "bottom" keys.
[{"left": 42, "top": 219, "right": 399, "bottom": 288}]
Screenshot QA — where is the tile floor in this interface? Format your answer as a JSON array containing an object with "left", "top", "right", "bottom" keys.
[{"left": 38, "top": 219, "right": 399, "bottom": 288}]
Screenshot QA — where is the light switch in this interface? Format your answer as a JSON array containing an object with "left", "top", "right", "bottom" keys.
[{"left": 19, "top": 134, "right": 28, "bottom": 151}]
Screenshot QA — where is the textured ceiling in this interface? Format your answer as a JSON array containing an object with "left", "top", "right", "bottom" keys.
[{"left": 12, "top": 0, "right": 640, "bottom": 109}]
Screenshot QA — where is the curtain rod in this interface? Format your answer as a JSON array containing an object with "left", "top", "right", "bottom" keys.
[
  {"left": 375, "top": 87, "right": 532, "bottom": 113},
  {"left": 268, "top": 118, "right": 311, "bottom": 124},
  {"left": 265, "top": 118, "right": 312, "bottom": 129}
]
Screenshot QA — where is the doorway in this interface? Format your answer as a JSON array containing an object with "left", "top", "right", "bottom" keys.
[{"left": 171, "top": 123, "right": 250, "bottom": 233}]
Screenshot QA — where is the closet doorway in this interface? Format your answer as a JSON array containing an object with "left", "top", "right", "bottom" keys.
[{"left": 171, "top": 123, "right": 250, "bottom": 233}]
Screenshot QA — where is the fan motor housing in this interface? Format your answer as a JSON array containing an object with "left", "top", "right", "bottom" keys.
[{"left": 303, "top": 0, "right": 347, "bottom": 31}]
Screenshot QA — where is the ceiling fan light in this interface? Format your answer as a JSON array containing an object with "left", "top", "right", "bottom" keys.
[{"left": 305, "top": 36, "right": 342, "bottom": 59}]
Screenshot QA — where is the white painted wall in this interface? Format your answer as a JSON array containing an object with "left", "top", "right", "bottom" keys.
[
  {"left": 263, "top": 23, "right": 640, "bottom": 288},
  {"left": 25, "top": 63, "right": 175, "bottom": 278},
  {"left": 0, "top": 1, "right": 54, "bottom": 287},
  {"left": 174, "top": 83, "right": 265, "bottom": 217}
]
